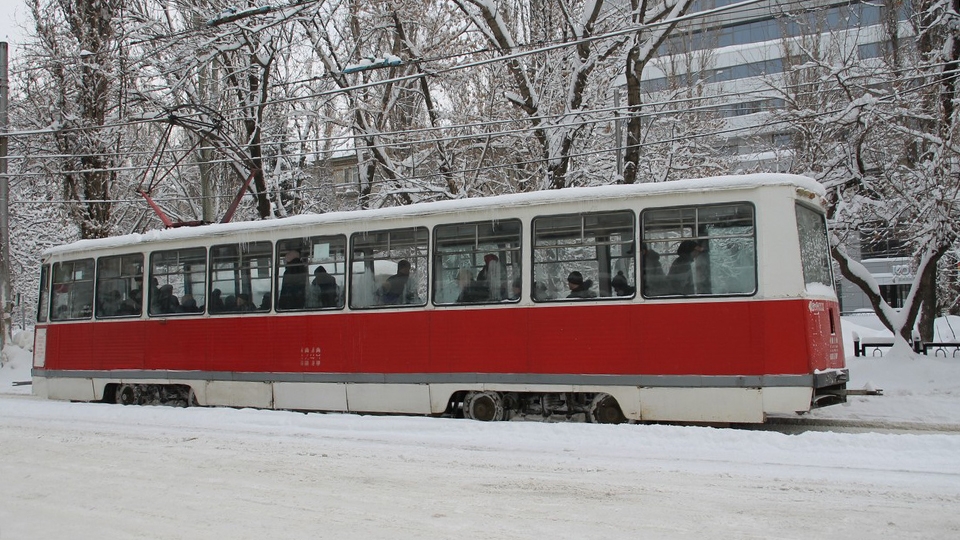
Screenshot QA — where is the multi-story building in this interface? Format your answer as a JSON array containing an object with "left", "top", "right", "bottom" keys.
[{"left": 640, "top": 0, "right": 911, "bottom": 312}]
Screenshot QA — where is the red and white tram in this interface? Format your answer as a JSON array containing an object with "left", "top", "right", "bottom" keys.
[{"left": 32, "top": 173, "right": 848, "bottom": 423}]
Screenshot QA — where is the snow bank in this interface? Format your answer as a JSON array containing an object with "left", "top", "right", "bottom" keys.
[{"left": 0, "top": 330, "right": 34, "bottom": 394}]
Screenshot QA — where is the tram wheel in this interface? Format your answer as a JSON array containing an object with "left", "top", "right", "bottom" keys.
[
  {"left": 116, "top": 384, "right": 140, "bottom": 406},
  {"left": 588, "top": 393, "right": 626, "bottom": 424},
  {"left": 463, "top": 391, "right": 505, "bottom": 422}
]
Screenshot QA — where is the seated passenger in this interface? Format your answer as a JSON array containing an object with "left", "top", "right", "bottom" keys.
[
  {"left": 236, "top": 293, "right": 255, "bottom": 311},
  {"left": 118, "top": 288, "right": 142, "bottom": 315},
  {"left": 378, "top": 259, "right": 416, "bottom": 305},
  {"left": 641, "top": 243, "right": 666, "bottom": 296},
  {"left": 611, "top": 271, "right": 635, "bottom": 296},
  {"left": 180, "top": 294, "right": 199, "bottom": 312},
  {"left": 308, "top": 266, "right": 339, "bottom": 307},
  {"left": 100, "top": 290, "right": 122, "bottom": 316},
  {"left": 209, "top": 289, "right": 225, "bottom": 313},
  {"left": 157, "top": 284, "right": 180, "bottom": 313},
  {"left": 566, "top": 271, "right": 597, "bottom": 299},
  {"left": 456, "top": 268, "right": 486, "bottom": 303}
]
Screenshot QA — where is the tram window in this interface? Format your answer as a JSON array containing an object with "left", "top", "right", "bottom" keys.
[
  {"left": 276, "top": 236, "right": 346, "bottom": 311},
  {"left": 433, "top": 219, "right": 521, "bottom": 305},
  {"left": 209, "top": 242, "right": 272, "bottom": 314},
  {"left": 350, "top": 227, "right": 428, "bottom": 308},
  {"left": 641, "top": 203, "right": 756, "bottom": 297},
  {"left": 37, "top": 264, "right": 50, "bottom": 323},
  {"left": 796, "top": 203, "right": 833, "bottom": 287},
  {"left": 96, "top": 254, "right": 144, "bottom": 318},
  {"left": 532, "top": 211, "right": 635, "bottom": 302},
  {"left": 50, "top": 258, "right": 95, "bottom": 321},
  {"left": 149, "top": 247, "right": 207, "bottom": 316}
]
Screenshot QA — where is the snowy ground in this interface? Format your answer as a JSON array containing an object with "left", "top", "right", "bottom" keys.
[{"left": 2, "top": 316, "right": 959, "bottom": 539}]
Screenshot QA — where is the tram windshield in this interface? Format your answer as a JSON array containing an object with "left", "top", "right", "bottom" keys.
[{"left": 795, "top": 203, "right": 834, "bottom": 288}]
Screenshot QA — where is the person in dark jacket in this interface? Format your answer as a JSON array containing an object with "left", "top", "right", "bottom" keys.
[
  {"left": 309, "top": 266, "right": 340, "bottom": 307},
  {"left": 278, "top": 249, "right": 307, "bottom": 309},
  {"left": 456, "top": 268, "right": 486, "bottom": 303},
  {"left": 668, "top": 240, "right": 704, "bottom": 295},
  {"left": 641, "top": 243, "right": 666, "bottom": 296},
  {"left": 379, "top": 259, "right": 413, "bottom": 305},
  {"left": 611, "top": 270, "right": 636, "bottom": 296},
  {"left": 566, "top": 271, "right": 596, "bottom": 299}
]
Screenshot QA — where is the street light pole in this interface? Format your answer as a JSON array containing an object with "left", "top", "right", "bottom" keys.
[{"left": 0, "top": 42, "right": 11, "bottom": 347}]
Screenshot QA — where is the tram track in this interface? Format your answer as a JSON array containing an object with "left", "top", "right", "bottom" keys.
[{"left": 756, "top": 415, "right": 960, "bottom": 434}]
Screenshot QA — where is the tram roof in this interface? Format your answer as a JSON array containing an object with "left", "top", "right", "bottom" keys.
[{"left": 44, "top": 173, "right": 822, "bottom": 258}]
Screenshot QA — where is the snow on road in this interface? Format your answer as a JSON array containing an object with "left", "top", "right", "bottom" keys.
[
  {"left": 2, "top": 396, "right": 959, "bottom": 540},
  {"left": 2, "top": 316, "right": 960, "bottom": 539}
]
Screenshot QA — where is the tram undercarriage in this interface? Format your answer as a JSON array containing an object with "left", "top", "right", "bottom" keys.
[
  {"left": 457, "top": 391, "right": 626, "bottom": 424},
  {"left": 100, "top": 381, "right": 628, "bottom": 424}
]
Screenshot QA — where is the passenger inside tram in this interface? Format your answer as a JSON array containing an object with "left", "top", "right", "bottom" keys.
[
  {"left": 156, "top": 284, "right": 180, "bottom": 313},
  {"left": 180, "top": 294, "right": 199, "bottom": 313},
  {"left": 307, "top": 266, "right": 339, "bottom": 307},
  {"left": 476, "top": 254, "right": 506, "bottom": 300},
  {"left": 668, "top": 240, "right": 704, "bottom": 295},
  {"left": 209, "top": 289, "right": 224, "bottom": 313},
  {"left": 278, "top": 249, "right": 307, "bottom": 309},
  {"left": 640, "top": 243, "right": 666, "bottom": 296},
  {"left": 611, "top": 271, "right": 635, "bottom": 296},
  {"left": 378, "top": 259, "right": 415, "bottom": 305},
  {"left": 118, "top": 288, "right": 141, "bottom": 315},
  {"left": 455, "top": 268, "right": 486, "bottom": 303},
  {"left": 566, "top": 271, "right": 597, "bottom": 299}
]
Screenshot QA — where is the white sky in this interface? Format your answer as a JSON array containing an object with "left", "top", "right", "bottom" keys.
[{"left": 0, "top": 0, "right": 27, "bottom": 54}]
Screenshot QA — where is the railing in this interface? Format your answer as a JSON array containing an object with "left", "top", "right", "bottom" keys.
[{"left": 852, "top": 331, "right": 960, "bottom": 358}]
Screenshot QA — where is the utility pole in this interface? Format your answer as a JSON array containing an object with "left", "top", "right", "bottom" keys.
[
  {"left": 193, "top": 13, "right": 216, "bottom": 223},
  {"left": 0, "top": 42, "right": 11, "bottom": 348},
  {"left": 198, "top": 60, "right": 216, "bottom": 222}
]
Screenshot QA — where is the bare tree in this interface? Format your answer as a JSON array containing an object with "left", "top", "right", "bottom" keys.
[
  {"left": 453, "top": 0, "right": 629, "bottom": 189},
  {"left": 23, "top": 0, "right": 124, "bottom": 239},
  {"left": 622, "top": 0, "right": 696, "bottom": 185},
  {"left": 777, "top": 0, "right": 960, "bottom": 346}
]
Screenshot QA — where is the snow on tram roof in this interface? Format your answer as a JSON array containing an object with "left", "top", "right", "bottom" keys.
[{"left": 44, "top": 173, "right": 821, "bottom": 257}]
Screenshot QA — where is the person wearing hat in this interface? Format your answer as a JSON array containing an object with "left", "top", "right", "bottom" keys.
[
  {"left": 566, "top": 271, "right": 596, "bottom": 299},
  {"left": 611, "top": 270, "right": 635, "bottom": 296}
]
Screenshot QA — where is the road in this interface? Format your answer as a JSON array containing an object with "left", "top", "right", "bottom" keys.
[{"left": 2, "top": 394, "right": 959, "bottom": 540}]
